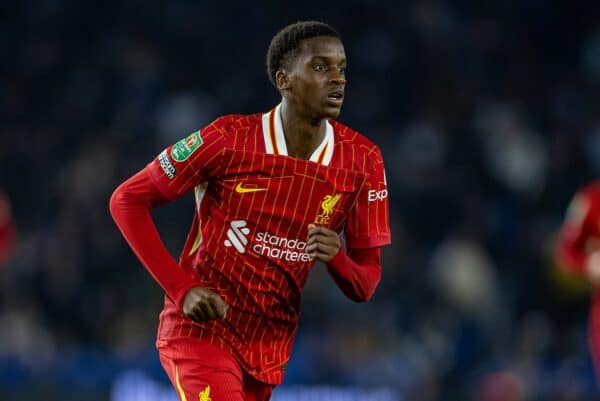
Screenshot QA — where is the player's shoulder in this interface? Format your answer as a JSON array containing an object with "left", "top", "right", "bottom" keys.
[
  {"left": 330, "top": 120, "right": 383, "bottom": 161},
  {"left": 204, "top": 113, "right": 263, "bottom": 133}
]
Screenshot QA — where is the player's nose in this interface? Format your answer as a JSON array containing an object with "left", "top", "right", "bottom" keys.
[
  {"left": 330, "top": 77, "right": 346, "bottom": 86},
  {"left": 328, "top": 68, "right": 346, "bottom": 86}
]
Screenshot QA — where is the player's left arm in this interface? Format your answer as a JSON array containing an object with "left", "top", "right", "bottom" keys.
[
  {"left": 307, "top": 144, "right": 391, "bottom": 302},
  {"left": 306, "top": 224, "right": 381, "bottom": 302}
]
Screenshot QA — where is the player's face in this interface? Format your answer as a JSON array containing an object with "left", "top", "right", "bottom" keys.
[{"left": 284, "top": 36, "right": 346, "bottom": 120}]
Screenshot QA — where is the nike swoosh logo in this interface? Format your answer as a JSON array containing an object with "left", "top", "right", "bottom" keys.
[{"left": 235, "top": 183, "right": 267, "bottom": 193}]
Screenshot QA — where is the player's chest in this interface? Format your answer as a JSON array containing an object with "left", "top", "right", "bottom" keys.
[{"left": 207, "top": 150, "right": 365, "bottom": 231}]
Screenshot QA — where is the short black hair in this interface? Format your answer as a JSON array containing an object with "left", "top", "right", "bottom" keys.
[{"left": 266, "top": 21, "right": 340, "bottom": 88}]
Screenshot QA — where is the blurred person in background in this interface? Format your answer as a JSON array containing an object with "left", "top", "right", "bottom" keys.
[
  {"left": 0, "top": 191, "right": 15, "bottom": 266},
  {"left": 110, "top": 21, "right": 390, "bottom": 401},
  {"left": 557, "top": 181, "right": 600, "bottom": 381}
]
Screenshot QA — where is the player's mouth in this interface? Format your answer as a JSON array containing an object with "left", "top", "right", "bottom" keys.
[{"left": 326, "top": 90, "right": 344, "bottom": 107}]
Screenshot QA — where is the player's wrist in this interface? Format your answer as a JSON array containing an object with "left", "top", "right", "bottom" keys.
[
  {"left": 326, "top": 248, "right": 348, "bottom": 269},
  {"left": 173, "top": 281, "right": 204, "bottom": 314}
]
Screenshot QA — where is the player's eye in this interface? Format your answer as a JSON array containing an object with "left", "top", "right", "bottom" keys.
[{"left": 314, "top": 64, "right": 327, "bottom": 72}]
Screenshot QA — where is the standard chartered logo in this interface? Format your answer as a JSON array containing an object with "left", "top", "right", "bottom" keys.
[
  {"left": 224, "top": 220, "right": 311, "bottom": 262},
  {"left": 253, "top": 232, "right": 311, "bottom": 262},
  {"left": 224, "top": 220, "right": 251, "bottom": 253}
]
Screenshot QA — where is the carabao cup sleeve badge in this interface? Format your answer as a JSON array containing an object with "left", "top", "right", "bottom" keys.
[{"left": 171, "top": 131, "right": 203, "bottom": 162}]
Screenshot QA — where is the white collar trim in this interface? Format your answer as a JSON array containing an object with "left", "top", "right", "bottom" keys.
[{"left": 261, "top": 103, "right": 334, "bottom": 166}]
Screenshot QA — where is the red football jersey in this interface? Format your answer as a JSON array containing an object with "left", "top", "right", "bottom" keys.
[
  {"left": 557, "top": 184, "right": 600, "bottom": 378},
  {"left": 146, "top": 105, "right": 391, "bottom": 384}
]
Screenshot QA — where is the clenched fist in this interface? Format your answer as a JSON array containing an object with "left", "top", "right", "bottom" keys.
[
  {"left": 182, "top": 286, "right": 229, "bottom": 323},
  {"left": 306, "top": 224, "right": 341, "bottom": 262}
]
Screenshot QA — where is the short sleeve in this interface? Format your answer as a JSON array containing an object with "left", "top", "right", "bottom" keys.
[
  {"left": 345, "top": 147, "right": 391, "bottom": 248},
  {"left": 146, "top": 120, "right": 227, "bottom": 200}
]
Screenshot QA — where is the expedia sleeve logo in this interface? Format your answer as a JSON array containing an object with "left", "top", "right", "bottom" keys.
[
  {"left": 158, "top": 150, "right": 176, "bottom": 179},
  {"left": 368, "top": 188, "right": 388, "bottom": 202},
  {"left": 367, "top": 166, "right": 388, "bottom": 202}
]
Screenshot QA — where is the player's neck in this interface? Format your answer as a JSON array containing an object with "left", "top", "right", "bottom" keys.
[{"left": 279, "top": 101, "right": 326, "bottom": 160}]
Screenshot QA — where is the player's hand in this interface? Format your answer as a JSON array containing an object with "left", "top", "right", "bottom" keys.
[
  {"left": 182, "top": 286, "right": 229, "bottom": 323},
  {"left": 306, "top": 224, "right": 341, "bottom": 262}
]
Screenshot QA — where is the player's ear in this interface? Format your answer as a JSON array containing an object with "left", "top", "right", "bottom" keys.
[{"left": 276, "top": 69, "right": 291, "bottom": 91}]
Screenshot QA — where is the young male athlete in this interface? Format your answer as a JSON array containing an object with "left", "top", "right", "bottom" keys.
[
  {"left": 110, "top": 21, "right": 391, "bottom": 401},
  {"left": 557, "top": 181, "right": 600, "bottom": 381}
]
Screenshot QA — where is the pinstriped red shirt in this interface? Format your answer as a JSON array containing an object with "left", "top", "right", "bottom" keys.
[{"left": 146, "top": 105, "right": 391, "bottom": 384}]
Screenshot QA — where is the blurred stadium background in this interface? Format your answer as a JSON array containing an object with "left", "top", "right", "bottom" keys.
[{"left": 2, "top": 1, "right": 600, "bottom": 400}]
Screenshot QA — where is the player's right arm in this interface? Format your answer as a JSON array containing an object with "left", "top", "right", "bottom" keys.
[
  {"left": 557, "top": 185, "right": 600, "bottom": 284},
  {"left": 110, "top": 121, "right": 230, "bottom": 321}
]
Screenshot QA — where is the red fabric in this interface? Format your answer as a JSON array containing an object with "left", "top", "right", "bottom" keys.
[
  {"left": 339, "top": 132, "right": 390, "bottom": 249},
  {"left": 326, "top": 247, "right": 381, "bottom": 302},
  {"left": 109, "top": 169, "right": 202, "bottom": 312},
  {"left": 110, "top": 112, "right": 391, "bottom": 384},
  {"left": 557, "top": 181, "right": 600, "bottom": 380},
  {"left": 0, "top": 222, "right": 14, "bottom": 265},
  {"left": 0, "top": 193, "right": 15, "bottom": 265},
  {"left": 158, "top": 338, "right": 273, "bottom": 401},
  {"left": 145, "top": 115, "right": 391, "bottom": 250},
  {"left": 557, "top": 182, "right": 600, "bottom": 275},
  {"left": 557, "top": 223, "right": 587, "bottom": 274}
]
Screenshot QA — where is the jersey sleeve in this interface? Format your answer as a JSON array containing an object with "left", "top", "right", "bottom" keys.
[
  {"left": 345, "top": 147, "right": 391, "bottom": 249},
  {"left": 109, "top": 168, "right": 202, "bottom": 312},
  {"left": 146, "top": 119, "right": 228, "bottom": 200},
  {"left": 326, "top": 247, "right": 382, "bottom": 302}
]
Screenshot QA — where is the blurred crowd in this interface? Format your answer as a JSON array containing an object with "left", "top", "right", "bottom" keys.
[{"left": 2, "top": 1, "right": 600, "bottom": 400}]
